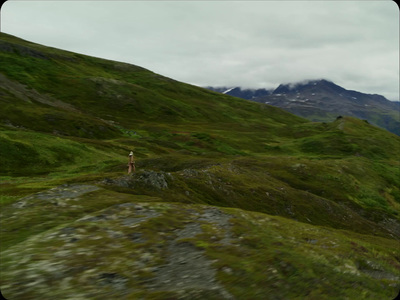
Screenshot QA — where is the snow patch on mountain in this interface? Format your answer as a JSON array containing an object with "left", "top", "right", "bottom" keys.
[{"left": 223, "top": 87, "right": 236, "bottom": 94}]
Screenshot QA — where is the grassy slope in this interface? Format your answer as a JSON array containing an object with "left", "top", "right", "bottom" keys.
[{"left": 1, "top": 33, "right": 400, "bottom": 298}]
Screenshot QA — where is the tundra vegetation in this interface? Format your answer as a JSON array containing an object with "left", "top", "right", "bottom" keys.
[{"left": 0, "top": 33, "right": 399, "bottom": 299}]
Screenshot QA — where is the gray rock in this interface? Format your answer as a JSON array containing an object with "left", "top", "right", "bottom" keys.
[
  {"left": 97, "top": 273, "right": 128, "bottom": 290},
  {"left": 137, "top": 171, "right": 170, "bottom": 190},
  {"left": 102, "top": 171, "right": 171, "bottom": 190}
]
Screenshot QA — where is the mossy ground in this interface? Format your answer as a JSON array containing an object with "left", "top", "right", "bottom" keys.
[{"left": 1, "top": 190, "right": 399, "bottom": 299}]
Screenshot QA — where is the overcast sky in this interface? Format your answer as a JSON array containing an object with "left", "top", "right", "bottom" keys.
[{"left": 1, "top": 0, "right": 399, "bottom": 100}]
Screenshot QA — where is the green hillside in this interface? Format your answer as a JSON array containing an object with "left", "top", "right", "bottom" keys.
[{"left": 1, "top": 33, "right": 399, "bottom": 299}]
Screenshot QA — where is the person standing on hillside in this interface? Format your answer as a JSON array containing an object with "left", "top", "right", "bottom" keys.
[{"left": 128, "top": 151, "right": 135, "bottom": 174}]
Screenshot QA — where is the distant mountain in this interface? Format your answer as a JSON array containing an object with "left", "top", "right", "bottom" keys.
[
  {"left": 207, "top": 80, "right": 400, "bottom": 135},
  {"left": 205, "top": 86, "right": 272, "bottom": 100}
]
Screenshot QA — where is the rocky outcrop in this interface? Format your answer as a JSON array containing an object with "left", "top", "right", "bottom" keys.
[
  {"left": 1, "top": 184, "right": 399, "bottom": 299},
  {"left": 12, "top": 184, "right": 100, "bottom": 209},
  {"left": 1, "top": 199, "right": 236, "bottom": 299},
  {"left": 103, "top": 170, "right": 172, "bottom": 190}
]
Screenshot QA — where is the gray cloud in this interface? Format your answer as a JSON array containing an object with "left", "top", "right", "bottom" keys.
[{"left": 1, "top": 0, "right": 399, "bottom": 100}]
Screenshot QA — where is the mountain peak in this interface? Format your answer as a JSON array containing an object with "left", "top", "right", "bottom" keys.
[{"left": 273, "top": 79, "right": 343, "bottom": 94}]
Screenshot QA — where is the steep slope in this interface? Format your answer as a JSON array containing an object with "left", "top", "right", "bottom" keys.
[
  {"left": 1, "top": 33, "right": 400, "bottom": 299},
  {"left": 0, "top": 32, "right": 304, "bottom": 174},
  {"left": 0, "top": 33, "right": 303, "bottom": 136}
]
